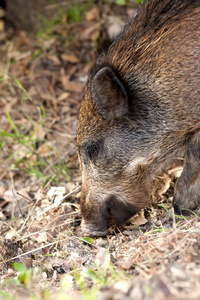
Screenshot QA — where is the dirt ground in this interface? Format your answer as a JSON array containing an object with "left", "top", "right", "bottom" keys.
[{"left": 0, "top": 2, "right": 200, "bottom": 299}]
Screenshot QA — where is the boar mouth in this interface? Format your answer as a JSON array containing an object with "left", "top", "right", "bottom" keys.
[
  {"left": 81, "top": 196, "right": 139, "bottom": 237},
  {"left": 109, "top": 196, "right": 138, "bottom": 226},
  {"left": 81, "top": 220, "right": 109, "bottom": 237},
  {"left": 82, "top": 228, "right": 109, "bottom": 237}
]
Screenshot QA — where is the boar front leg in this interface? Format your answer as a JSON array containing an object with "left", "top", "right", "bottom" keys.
[{"left": 173, "top": 132, "right": 200, "bottom": 214}]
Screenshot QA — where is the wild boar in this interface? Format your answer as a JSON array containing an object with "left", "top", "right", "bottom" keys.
[{"left": 77, "top": 0, "right": 200, "bottom": 236}]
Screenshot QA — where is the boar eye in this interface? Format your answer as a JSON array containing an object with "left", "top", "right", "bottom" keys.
[{"left": 87, "top": 143, "right": 99, "bottom": 160}]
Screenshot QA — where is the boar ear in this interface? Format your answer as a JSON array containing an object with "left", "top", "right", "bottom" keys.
[{"left": 91, "top": 66, "right": 128, "bottom": 120}]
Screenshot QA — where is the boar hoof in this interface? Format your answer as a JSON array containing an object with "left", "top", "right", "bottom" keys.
[
  {"left": 173, "top": 132, "right": 200, "bottom": 215},
  {"left": 173, "top": 180, "right": 200, "bottom": 215},
  {"left": 173, "top": 203, "right": 190, "bottom": 216}
]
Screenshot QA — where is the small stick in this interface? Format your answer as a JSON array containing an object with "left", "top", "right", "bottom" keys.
[
  {"left": 12, "top": 189, "right": 25, "bottom": 222},
  {"left": 35, "top": 185, "right": 81, "bottom": 219}
]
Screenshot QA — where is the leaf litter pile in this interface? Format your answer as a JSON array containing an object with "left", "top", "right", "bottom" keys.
[{"left": 0, "top": 2, "right": 200, "bottom": 300}]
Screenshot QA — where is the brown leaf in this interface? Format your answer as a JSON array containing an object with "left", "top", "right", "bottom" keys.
[
  {"left": 8, "top": 50, "right": 31, "bottom": 61},
  {"left": 0, "top": 181, "right": 7, "bottom": 198},
  {"left": 86, "top": 6, "right": 100, "bottom": 21},
  {"left": 128, "top": 211, "right": 148, "bottom": 226},
  {"left": 33, "top": 124, "right": 46, "bottom": 140},
  {"left": 61, "top": 53, "right": 80, "bottom": 63},
  {"left": 37, "top": 143, "right": 53, "bottom": 156},
  {"left": 0, "top": 20, "right": 5, "bottom": 31},
  {"left": 95, "top": 247, "right": 110, "bottom": 273},
  {"left": 106, "top": 16, "right": 124, "bottom": 39},
  {"left": 62, "top": 77, "right": 82, "bottom": 92},
  {"left": 58, "top": 92, "right": 70, "bottom": 101},
  {"left": 35, "top": 232, "right": 48, "bottom": 244},
  {"left": 168, "top": 166, "right": 183, "bottom": 178},
  {"left": 81, "top": 21, "right": 103, "bottom": 41},
  {"left": 47, "top": 186, "right": 66, "bottom": 204},
  {"left": 0, "top": 8, "right": 5, "bottom": 18},
  {"left": 46, "top": 54, "right": 61, "bottom": 65}
]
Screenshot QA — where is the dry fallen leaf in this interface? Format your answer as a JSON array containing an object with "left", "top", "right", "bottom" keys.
[
  {"left": 0, "top": 181, "right": 7, "bottom": 198},
  {"left": 81, "top": 21, "right": 103, "bottom": 41},
  {"left": 128, "top": 211, "right": 148, "bottom": 226},
  {"left": 61, "top": 77, "right": 82, "bottom": 92},
  {"left": 157, "top": 174, "right": 172, "bottom": 197},
  {"left": 126, "top": 8, "right": 138, "bottom": 19},
  {"left": 47, "top": 186, "right": 66, "bottom": 204},
  {"left": 46, "top": 54, "right": 61, "bottom": 65},
  {"left": 7, "top": 50, "right": 31, "bottom": 61},
  {"left": 168, "top": 166, "right": 183, "bottom": 178},
  {"left": 0, "top": 20, "right": 5, "bottom": 31},
  {"left": 37, "top": 143, "right": 54, "bottom": 156},
  {"left": 58, "top": 92, "right": 70, "bottom": 101},
  {"left": 106, "top": 16, "right": 124, "bottom": 39},
  {"left": 33, "top": 124, "right": 46, "bottom": 140},
  {"left": 0, "top": 8, "right": 5, "bottom": 18},
  {"left": 113, "top": 281, "right": 132, "bottom": 294},
  {"left": 35, "top": 232, "right": 48, "bottom": 244},
  {"left": 61, "top": 53, "right": 80, "bottom": 63},
  {"left": 95, "top": 247, "right": 110, "bottom": 273},
  {"left": 86, "top": 6, "right": 100, "bottom": 21}
]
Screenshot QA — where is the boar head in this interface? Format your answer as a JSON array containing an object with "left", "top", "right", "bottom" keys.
[{"left": 77, "top": 66, "right": 155, "bottom": 236}]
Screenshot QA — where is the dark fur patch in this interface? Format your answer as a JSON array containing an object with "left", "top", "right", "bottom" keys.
[{"left": 110, "top": 197, "right": 138, "bottom": 225}]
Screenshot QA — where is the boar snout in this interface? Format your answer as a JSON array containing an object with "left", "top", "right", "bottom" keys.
[
  {"left": 81, "top": 190, "right": 140, "bottom": 237},
  {"left": 80, "top": 191, "right": 110, "bottom": 237},
  {"left": 81, "top": 219, "right": 109, "bottom": 237}
]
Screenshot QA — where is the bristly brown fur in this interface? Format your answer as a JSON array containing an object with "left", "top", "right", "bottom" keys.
[{"left": 77, "top": 0, "right": 200, "bottom": 236}]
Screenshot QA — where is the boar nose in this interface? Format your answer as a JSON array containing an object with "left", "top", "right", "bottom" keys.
[{"left": 81, "top": 219, "right": 109, "bottom": 237}]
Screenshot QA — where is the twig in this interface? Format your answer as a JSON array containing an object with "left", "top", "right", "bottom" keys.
[
  {"left": 12, "top": 189, "right": 25, "bottom": 222},
  {"left": 0, "top": 231, "right": 98, "bottom": 265},
  {"left": 16, "top": 211, "right": 80, "bottom": 240},
  {"left": 16, "top": 191, "right": 34, "bottom": 203},
  {"left": 43, "top": 0, "right": 89, "bottom": 11},
  {"left": 35, "top": 185, "right": 81, "bottom": 219},
  {"left": 172, "top": 206, "right": 176, "bottom": 230},
  {"left": 0, "top": 238, "right": 67, "bottom": 265},
  {"left": 16, "top": 185, "right": 81, "bottom": 236}
]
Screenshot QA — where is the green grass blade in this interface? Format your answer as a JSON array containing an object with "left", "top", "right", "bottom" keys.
[
  {"left": 6, "top": 110, "right": 19, "bottom": 135},
  {"left": 161, "top": 203, "right": 189, "bottom": 220},
  {"left": 14, "top": 78, "right": 31, "bottom": 100}
]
